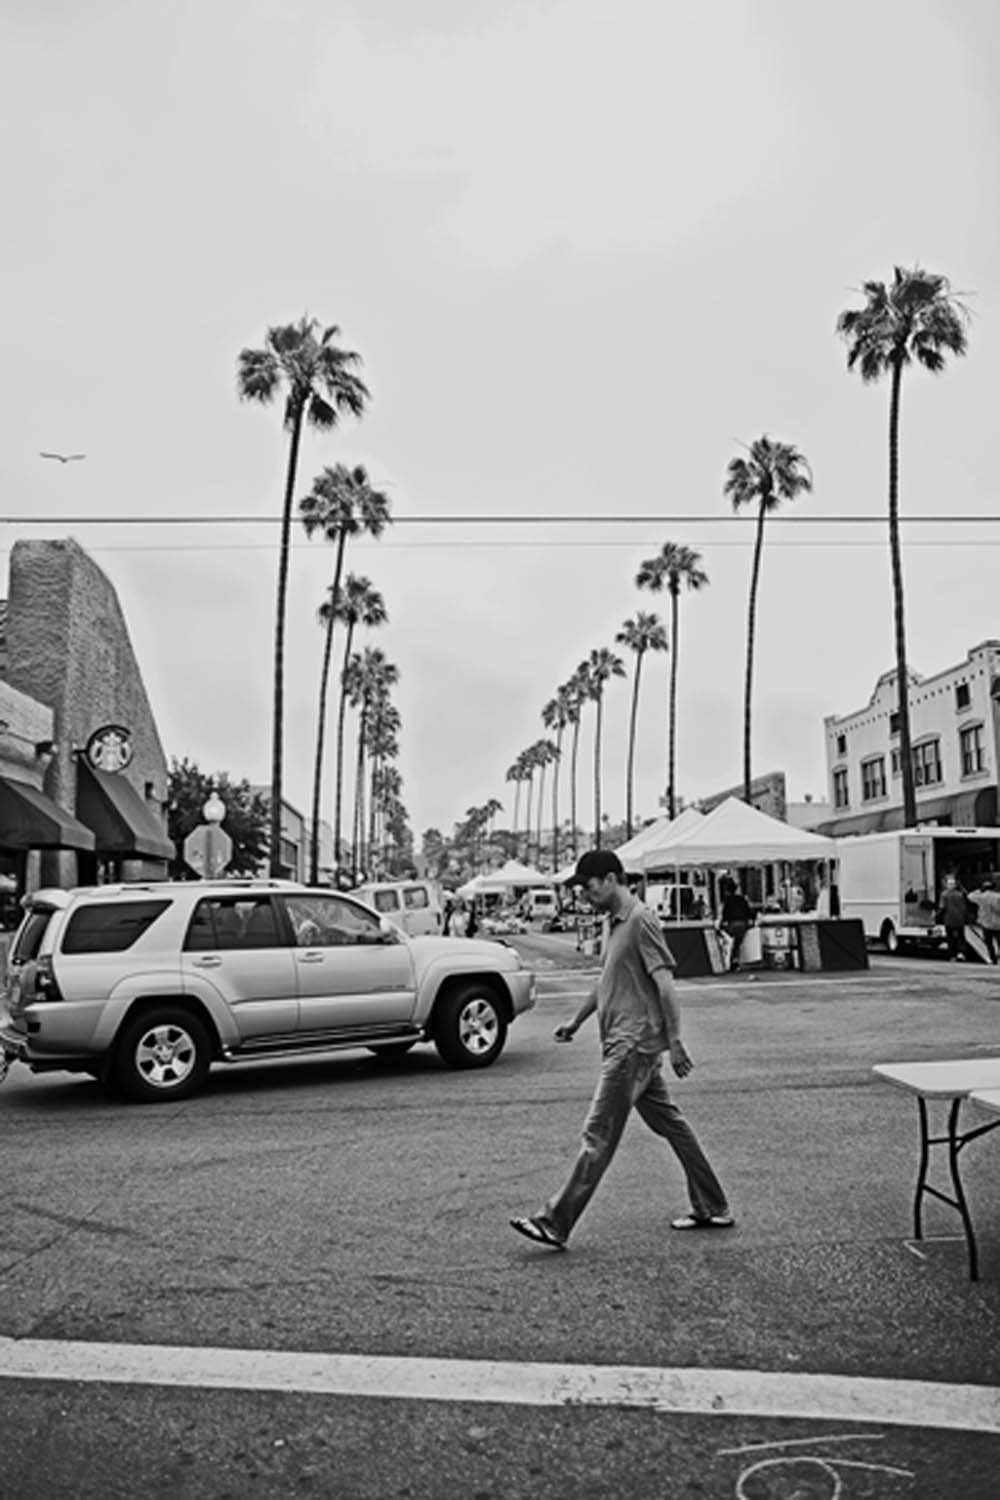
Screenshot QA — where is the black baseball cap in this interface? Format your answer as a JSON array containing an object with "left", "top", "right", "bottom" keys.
[{"left": 568, "top": 849, "right": 625, "bottom": 886}]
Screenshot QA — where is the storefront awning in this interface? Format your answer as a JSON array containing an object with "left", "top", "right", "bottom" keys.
[
  {"left": 0, "top": 776, "right": 96, "bottom": 851},
  {"left": 76, "top": 763, "right": 174, "bottom": 860},
  {"left": 818, "top": 785, "right": 998, "bottom": 839}
]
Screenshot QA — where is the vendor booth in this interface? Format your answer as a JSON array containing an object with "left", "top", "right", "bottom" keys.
[{"left": 639, "top": 798, "right": 867, "bottom": 977}]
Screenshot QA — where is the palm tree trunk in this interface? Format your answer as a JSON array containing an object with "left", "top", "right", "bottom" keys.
[
  {"left": 625, "top": 653, "right": 643, "bottom": 839},
  {"left": 536, "top": 763, "right": 547, "bottom": 866},
  {"left": 570, "top": 717, "right": 581, "bottom": 857},
  {"left": 353, "top": 704, "right": 367, "bottom": 878},
  {"left": 743, "top": 502, "right": 767, "bottom": 803},
  {"left": 269, "top": 401, "right": 305, "bottom": 875},
  {"left": 551, "top": 728, "right": 563, "bottom": 871},
  {"left": 523, "top": 772, "right": 534, "bottom": 862},
  {"left": 332, "top": 624, "right": 357, "bottom": 874},
  {"left": 512, "top": 780, "right": 522, "bottom": 847},
  {"left": 888, "top": 358, "right": 917, "bottom": 826},
  {"left": 309, "top": 533, "right": 347, "bottom": 883},
  {"left": 593, "top": 695, "right": 603, "bottom": 847},
  {"left": 668, "top": 589, "right": 679, "bottom": 820}
]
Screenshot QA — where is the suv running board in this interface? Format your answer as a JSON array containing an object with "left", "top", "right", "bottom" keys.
[{"left": 220, "top": 1027, "right": 424, "bottom": 1063}]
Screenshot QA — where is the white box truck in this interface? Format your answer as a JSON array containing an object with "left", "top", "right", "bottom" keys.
[{"left": 833, "top": 828, "right": 1000, "bottom": 953}]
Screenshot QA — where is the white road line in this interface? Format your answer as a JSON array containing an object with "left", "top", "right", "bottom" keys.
[{"left": 0, "top": 1339, "right": 997, "bottom": 1434}]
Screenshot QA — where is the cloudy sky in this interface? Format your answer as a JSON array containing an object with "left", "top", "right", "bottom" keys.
[{"left": 2, "top": 0, "right": 998, "bottom": 844}]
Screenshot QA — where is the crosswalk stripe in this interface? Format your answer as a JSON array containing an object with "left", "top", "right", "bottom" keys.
[{"left": 0, "top": 1339, "right": 997, "bottom": 1434}]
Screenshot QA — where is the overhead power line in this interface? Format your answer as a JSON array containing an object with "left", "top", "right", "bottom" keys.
[{"left": 1, "top": 512, "right": 998, "bottom": 527}]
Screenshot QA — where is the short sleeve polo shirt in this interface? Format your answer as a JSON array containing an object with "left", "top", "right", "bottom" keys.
[{"left": 596, "top": 895, "right": 676, "bottom": 1054}]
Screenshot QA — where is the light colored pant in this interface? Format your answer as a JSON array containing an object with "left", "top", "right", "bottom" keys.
[{"left": 539, "top": 1045, "right": 730, "bottom": 1244}]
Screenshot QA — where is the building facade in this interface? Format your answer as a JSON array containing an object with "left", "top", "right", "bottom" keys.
[
  {"left": 818, "top": 640, "right": 1000, "bottom": 837},
  {"left": 0, "top": 539, "right": 173, "bottom": 924}
]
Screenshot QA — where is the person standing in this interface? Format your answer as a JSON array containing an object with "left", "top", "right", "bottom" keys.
[
  {"left": 968, "top": 877, "right": 1000, "bottom": 965},
  {"left": 938, "top": 874, "right": 970, "bottom": 962},
  {"left": 510, "top": 849, "right": 733, "bottom": 1251},
  {"left": 718, "top": 877, "right": 755, "bottom": 972}
]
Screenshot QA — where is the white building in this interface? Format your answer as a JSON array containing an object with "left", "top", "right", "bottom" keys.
[{"left": 819, "top": 640, "right": 1000, "bottom": 836}]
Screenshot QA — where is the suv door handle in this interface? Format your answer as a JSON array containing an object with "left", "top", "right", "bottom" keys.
[
  {"left": 297, "top": 951, "right": 325, "bottom": 963},
  {"left": 192, "top": 955, "right": 222, "bottom": 968}
]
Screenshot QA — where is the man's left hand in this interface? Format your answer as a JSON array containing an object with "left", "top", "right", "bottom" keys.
[{"left": 669, "top": 1039, "right": 693, "bottom": 1078}]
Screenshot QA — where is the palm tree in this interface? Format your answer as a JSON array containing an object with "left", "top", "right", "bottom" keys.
[
  {"left": 529, "top": 739, "right": 558, "bottom": 867},
  {"left": 836, "top": 267, "right": 970, "bottom": 826},
  {"left": 724, "top": 437, "right": 812, "bottom": 804},
  {"left": 566, "top": 665, "right": 590, "bottom": 858},
  {"left": 237, "top": 318, "right": 369, "bottom": 874},
  {"left": 541, "top": 685, "right": 573, "bottom": 870},
  {"left": 636, "top": 543, "right": 708, "bottom": 819},
  {"left": 586, "top": 647, "right": 626, "bottom": 847},
  {"left": 300, "top": 464, "right": 391, "bottom": 882},
  {"left": 615, "top": 612, "right": 669, "bottom": 838},
  {"left": 348, "top": 648, "right": 398, "bottom": 876},
  {"left": 326, "top": 575, "right": 387, "bottom": 873},
  {"left": 504, "top": 761, "right": 524, "bottom": 850}
]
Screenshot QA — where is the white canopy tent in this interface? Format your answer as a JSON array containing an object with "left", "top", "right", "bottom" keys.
[
  {"left": 456, "top": 859, "right": 555, "bottom": 898},
  {"left": 639, "top": 797, "right": 834, "bottom": 870},
  {"left": 618, "top": 806, "right": 705, "bottom": 871}
]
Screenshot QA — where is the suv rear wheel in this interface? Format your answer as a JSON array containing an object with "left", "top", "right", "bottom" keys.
[
  {"left": 434, "top": 983, "right": 507, "bottom": 1069},
  {"left": 113, "top": 1007, "right": 212, "bottom": 1102}
]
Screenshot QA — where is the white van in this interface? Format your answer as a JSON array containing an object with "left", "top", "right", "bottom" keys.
[
  {"left": 522, "top": 888, "right": 559, "bottom": 924},
  {"left": 353, "top": 880, "right": 443, "bottom": 937}
]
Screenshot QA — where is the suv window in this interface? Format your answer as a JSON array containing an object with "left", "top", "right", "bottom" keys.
[
  {"left": 62, "top": 900, "right": 172, "bottom": 955},
  {"left": 185, "top": 897, "right": 283, "bottom": 952},
  {"left": 370, "top": 890, "right": 401, "bottom": 914},
  {"left": 12, "top": 909, "right": 56, "bottom": 963},
  {"left": 403, "top": 886, "right": 429, "bottom": 910},
  {"left": 281, "top": 894, "right": 383, "bottom": 947}
]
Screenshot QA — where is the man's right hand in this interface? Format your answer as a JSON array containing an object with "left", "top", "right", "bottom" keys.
[{"left": 554, "top": 1024, "right": 576, "bottom": 1043}]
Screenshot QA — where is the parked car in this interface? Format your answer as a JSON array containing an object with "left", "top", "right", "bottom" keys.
[
  {"left": 0, "top": 880, "right": 536, "bottom": 1103},
  {"left": 352, "top": 879, "right": 444, "bottom": 937}
]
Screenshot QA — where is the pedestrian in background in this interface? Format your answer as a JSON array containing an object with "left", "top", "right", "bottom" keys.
[
  {"left": 938, "top": 874, "right": 970, "bottom": 962},
  {"left": 968, "top": 876, "right": 1000, "bottom": 964},
  {"left": 718, "top": 877, "right": 754, "bottom": 972},
  {"left": 510, "top": 849, "right": 733, "bottom": 1251}
]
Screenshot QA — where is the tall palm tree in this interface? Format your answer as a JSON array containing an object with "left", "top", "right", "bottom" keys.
[
  {"left": 566, "top": 665, "right": 590, "bottom": 858},
  {"left": 237, "top": 317, "right": 369, "bottom": 874},
  {"left": 326, "top": 575, "right": 387, "bottom": 873},
  {"left": 348, "top": 648, "right": 398, "bottom": 876},
  {"left": 300, "top": 464, "right": 391, "bottom": 882},
  {"left": 615, "top": 612, "right": 669, "bottom": 839},
  {"left": 836, "top": 267, "right": 970, "bottom": 826},
  {"left": 586, "top": 647, "right": 626, "bottom": 847},
  {"left": 636, "top": 543, "right": 708, "bottom": 819},
  {"left": 541, "top": 685, "right": 573, "bottom": 870},
  {"left": 529, "top": 738, "right": 558, "bottom": 867},
  {"left": 724, "top": 437, "right": 812, "bottom": 804},
  {"left": 504, "top": 761, "right": 524, "bottom": 849}
]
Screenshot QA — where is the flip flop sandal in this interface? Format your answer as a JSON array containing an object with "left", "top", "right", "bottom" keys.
[
  {"left": 670, "top": 1214, "right": 735, "bottom": 1231},
  {"left": 509, "top": 1216, "right": 566, "bottom": 1250}
]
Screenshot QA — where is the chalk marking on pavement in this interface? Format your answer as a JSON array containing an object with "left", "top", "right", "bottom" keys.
[
  {"left": 0, "top": 1339, "right": 997, "bottom": 1434},
  {"left": 718, "top": 1433, "right": 886, "bottom": 1454}
]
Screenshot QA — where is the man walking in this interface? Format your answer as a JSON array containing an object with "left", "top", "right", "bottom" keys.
[{"left": 510, "top": 849, "right": 733, "bottom": 1251}]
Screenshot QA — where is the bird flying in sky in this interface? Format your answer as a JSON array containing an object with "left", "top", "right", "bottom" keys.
[{"left": 40, "top": 452, "right": 86, "bottom": 463}]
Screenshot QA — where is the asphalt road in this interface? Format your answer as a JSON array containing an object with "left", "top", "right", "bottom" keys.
[{"left": 1, "top": 942, "right": 999, "bottom": 1497}]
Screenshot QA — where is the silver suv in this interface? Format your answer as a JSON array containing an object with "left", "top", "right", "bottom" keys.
[{"left": 0, "top": 880, "right": 536, "bottom": 1103}]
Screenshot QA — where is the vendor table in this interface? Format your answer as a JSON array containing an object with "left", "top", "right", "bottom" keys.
[{"left": 872, "top": 1058, "right": 1000, "bottom": 1280}]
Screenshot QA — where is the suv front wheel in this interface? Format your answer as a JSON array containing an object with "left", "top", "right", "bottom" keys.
[
  {"left": 113, "top": 1007, "right": 212, "bottom": 1103},
  {"left": 434, "top": 983, "right": 507, "bottom": 1069}
]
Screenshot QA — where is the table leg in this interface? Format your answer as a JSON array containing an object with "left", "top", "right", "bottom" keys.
[
  {"left": 913, "top": 1096, "right": 929, "bottom": 1241},
  {"left": 947, "top": 1099, "right": 979, "bottom": 1282}
]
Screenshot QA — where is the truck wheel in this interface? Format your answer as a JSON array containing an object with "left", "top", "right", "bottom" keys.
[
  {"left": 881, "top": 921, "right": 900, "bottom": 955},
  {"left": 113, "top": 1008, "right": 211, "bottom": 1103},
  {"left": 434, "top": 984, "right": 507, "bottom": 1069}
]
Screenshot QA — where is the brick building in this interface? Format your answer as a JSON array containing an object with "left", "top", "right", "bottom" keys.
[{"left": 0, "top": 539, "right": 172, "bottom": 923}]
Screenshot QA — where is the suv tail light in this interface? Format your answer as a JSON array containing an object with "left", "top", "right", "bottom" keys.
[{"left": 33, "top": 956, "right": 64, "bottom": 1003}]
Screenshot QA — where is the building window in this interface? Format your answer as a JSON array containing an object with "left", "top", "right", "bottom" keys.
[
  {"left": 889, "top": 710, "right": 900, "bottom": 736},
  {"left": 833, "top": 768, "right": 849, "bottom": 809},
  {"left": 891, "top": 749, "right": 901, "bottom": 779},
  {"left": 955, "top": 682, "right": 971, "bottom": 711},
  {"left": 861, "top": 756, "right": 887, "bottom": 802},
  {"left": 960, "top": 723, "right": 985, "bottom": 776},
  {"left": 836, "top": 733, "right": 847, "bottom": 756},
  {"left": 912, "top": 738, "right": 942, "bottom": 787}
]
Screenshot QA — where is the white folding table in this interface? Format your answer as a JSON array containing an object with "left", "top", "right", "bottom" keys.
[{"left": 872, "top": 1058, "right": 1000, "bottom": 1280}]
